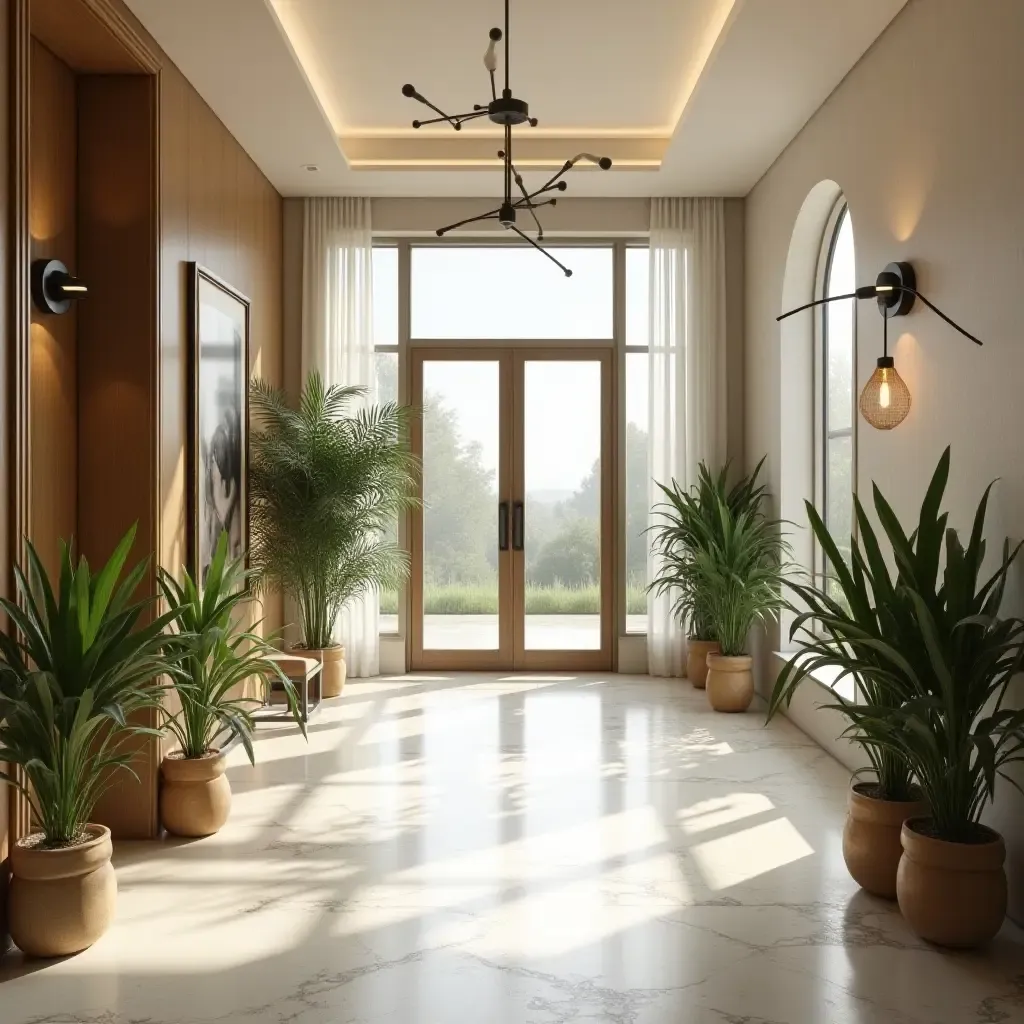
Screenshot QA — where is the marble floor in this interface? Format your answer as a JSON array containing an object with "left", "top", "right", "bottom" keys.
[{"left": 2, "top": 674, "right": 1023, "bottom": 1023}]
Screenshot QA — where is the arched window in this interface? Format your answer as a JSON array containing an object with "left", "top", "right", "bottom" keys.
[{"left": 815, "top": 201, "right": 856, "bottom": 591}]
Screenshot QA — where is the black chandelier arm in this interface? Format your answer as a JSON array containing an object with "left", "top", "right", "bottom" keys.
[
  {"left": 510, "top": 165, "right": 544, "bottom": 238},
  {"left": 412, "top": 110, "right": 489, "bottom": 130},
  {"left": 777, "top": 286, "right": 983, "bottom": 346},
  {"left": 509, "top": 225, "right": 571, "bottom": 277},
  {"left": 521, "top": 180, "right": 569, "bottom": 203},
  {"left": 401, "top": 86, "right": 461, "bottom": 130},
  {"left": 514, "top": 196, "right": 557, "bottom": 211},
  {"left": 435, "top": 209, "right": 501, "bottom": 237}
]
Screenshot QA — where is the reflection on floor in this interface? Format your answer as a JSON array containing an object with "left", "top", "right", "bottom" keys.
[{"left": 3, "top": 675, "right": 1023, "bottom": 1023}]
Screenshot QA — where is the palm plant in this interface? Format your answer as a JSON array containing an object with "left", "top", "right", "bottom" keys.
[
  {"left": 770, "top": 448, "right": 1024, "bottom": 835},
  {"left": 0, "top": 527, "right": 175, "bottom": 846},
  {"left": 157, "top": 532, "right": 305, "bottom": 765},
  {"left": 687, "top": 498, "right": 791, "bottom": 656},
  {"left": 648, "top": 459, "right": 767, "bottom": 640},
  {"left": 249, "top": 371, "right": 418, "bottom": 650}
]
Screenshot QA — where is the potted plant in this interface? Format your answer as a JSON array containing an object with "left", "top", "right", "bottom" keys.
[
  {"left": 649, "top": 459, "right": 767, "bottom": 687},
  {"left": 769, "top": 480, "right": 928, "bottom": 898},
  {"left": 802, "top": 449, "right": 1022, "bottom": 947},
  {"left": 249, "top": 371, "right": 417, "bottom": 695},
  {"left": 156, "top": 533, "right": 305, "bottom": 838},
  {"left": 0, "top": 527, "right": 174, "bottom": 957},
  {"left": 687, "top": 490, "right": 789, "bottom": 712}
]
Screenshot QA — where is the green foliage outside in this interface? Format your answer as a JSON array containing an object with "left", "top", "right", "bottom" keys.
[
  {"left": 381, "top": 581, "right": 647, "bottom": 616},
  {"left": 375, "top": 354, "right": 651, "bottom": 615}
]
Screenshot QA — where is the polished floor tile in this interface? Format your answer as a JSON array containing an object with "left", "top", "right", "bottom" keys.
[{"left": 2, "top": 674, "right": 1023, "bottom": 1023}]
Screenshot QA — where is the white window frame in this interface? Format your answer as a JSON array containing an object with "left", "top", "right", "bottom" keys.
[{"left": 812, "top": 200, "right": 857, "bottom": 592}]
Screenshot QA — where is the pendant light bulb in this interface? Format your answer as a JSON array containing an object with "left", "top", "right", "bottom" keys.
[{"left": 859, "top": 357, "right": 911, "bottom": 430}]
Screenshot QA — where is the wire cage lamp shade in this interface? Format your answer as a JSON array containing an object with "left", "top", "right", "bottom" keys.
[{"left": 859, "top": 357, "right": 912, "bottom": 430}]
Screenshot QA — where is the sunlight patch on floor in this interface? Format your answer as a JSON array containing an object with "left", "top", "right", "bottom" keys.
[
  {"left": 678, "top": 793, "right": 776, "bottom": 835},
  {"left": 690, "top": 817, "right": 815, "bottom": 890}
]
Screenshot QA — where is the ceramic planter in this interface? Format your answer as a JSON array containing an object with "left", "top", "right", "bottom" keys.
[
  {"left": 686, "top": 639, "right": 719, "bottom": 689},
  {"left": 843, "top": 782, "right": 926, "bottom": 898},
  {"left": 897, "top": 817, "right": 1007, "bottom": 947},
  {"left": 161, "top": 750, "right": 231, "bottom": 838},
  {"left": 295, "top": 644, "right": 346, "bottom": 697},
  {"left": 706, "top": 654, "right": 754, "bottom": 712},
  {"left": 9, "top": 825, "right": 116, "bottom": 957}
]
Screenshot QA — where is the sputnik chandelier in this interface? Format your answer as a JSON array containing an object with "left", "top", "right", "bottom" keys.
[{"left": 401, "top": 0, "right": 612, "bottom": 276}]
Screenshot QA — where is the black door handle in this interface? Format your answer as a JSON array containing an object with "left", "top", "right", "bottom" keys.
[
  {"left": 512, "top": 501, "right": 524, "bottom": 551},
  {"left": 498, "top": 501, "right": 510, "bottom": 551}
]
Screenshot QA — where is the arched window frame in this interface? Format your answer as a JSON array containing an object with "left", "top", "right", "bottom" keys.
[{"left": 812, "top": 199, "right": 857, "bottom": 595}]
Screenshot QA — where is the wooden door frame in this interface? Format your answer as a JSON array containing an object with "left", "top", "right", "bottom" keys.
[
  {"left": 408, "top": 345, "right": 615, "bottom": 672},
  {"left": 510, "top": 347, "right": 614, "bottom": 672},
  {"left": 409, "top": 347, "right": 514, "bottom": 671}
]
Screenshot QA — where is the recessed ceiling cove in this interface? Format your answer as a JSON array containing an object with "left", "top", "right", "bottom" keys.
[
  {"left": 271, "top": 0, "right": 732, "bottom": 173},
  {"left": 122, "top": 0, "right": 910, "bottom": 197}
]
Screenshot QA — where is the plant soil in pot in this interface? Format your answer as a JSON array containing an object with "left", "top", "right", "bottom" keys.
[
  {"left": 897, "top": 818, "right": 1006, "bottom": 948},
  {"left": 686, "top": 639, "right": 718, "bottom": 689},
  {"left": 843, "top": 782, "right": 926, "bottom": 899},
  {"left": 161, "top": 750, "right": 231, "bottom": 838},
  {"left": 706, "top": 654, "right": 754, "bottom": 712},
  {"left": 9, "top": 825, "right": 116, "bottom": 957}
]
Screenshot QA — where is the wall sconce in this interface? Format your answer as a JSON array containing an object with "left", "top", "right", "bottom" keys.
[
  {"left": 31, "top": 259, "right": 88, "bottom": 315},
  {"left": 778, "top": 261, "right": 982, "bottom": 430}
]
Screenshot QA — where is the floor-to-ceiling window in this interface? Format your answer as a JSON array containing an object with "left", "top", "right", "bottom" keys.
[{"left": 372, "top": 240, "right": 648, "bottom": 666}]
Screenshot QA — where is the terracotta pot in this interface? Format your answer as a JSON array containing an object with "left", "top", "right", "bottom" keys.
[
  {"left": 161, "top": 750, "right": 231, "bottom": 838},
  {"left": 686, "top": 639, "right": 719, "bottom": 689},
  {"left": 9, "top": 824, "right": 116, "bottom": 957},
  {"left": 706, "top": 654, "right": 754, "bottom": 712},
  {"left": 295, "top": 644, "right": 346, "bottom": 698},
  {"left": 897, "top": 818, "right": 1007, "bottom": 948},
  {"left": 843, "top": 782, "right": 926, "bottom": 899},
  {"left": 319, "top": 645, "right": 347, "bottom": 697}
]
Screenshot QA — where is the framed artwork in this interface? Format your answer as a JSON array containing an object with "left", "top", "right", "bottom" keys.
[{"left": 188, "top": 263, "right": 250, "bottom": 584}]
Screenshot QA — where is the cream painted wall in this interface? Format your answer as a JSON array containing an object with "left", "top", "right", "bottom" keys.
[{"left": 745, "top": 0, "right": 1024, "bottom": 922}]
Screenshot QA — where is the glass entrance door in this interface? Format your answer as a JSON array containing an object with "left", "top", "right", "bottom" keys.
[{"left": 410, "top": 349, "right": 611, "bottom": 671}]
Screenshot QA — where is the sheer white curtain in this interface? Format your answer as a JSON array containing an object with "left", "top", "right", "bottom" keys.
[
  {"left": 301, "top": 197, "right": 379, "bottom": 676},
  {"left": 647, "top": 197, "right": 727, "bottom": 677}
]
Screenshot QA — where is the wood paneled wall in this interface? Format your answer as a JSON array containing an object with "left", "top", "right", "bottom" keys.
[
  {"left": 157, "top": 55, "right": 284, "bottom": 646},
  {"left": 0, "top": 0, "right": 14, "bottom": 956},
  {"left": 77, "top": 73, "right": 159, "bottom": 836},
  {"left": 0, "top": 0, "right": 284, "bottom": 879},
  {"left": 28, "top": 40, "right": 76, "bottom": 582}
]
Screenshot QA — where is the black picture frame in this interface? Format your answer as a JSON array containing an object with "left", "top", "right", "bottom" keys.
[{"left": 188, "top": 262, "right": 250, "bottom": 584}]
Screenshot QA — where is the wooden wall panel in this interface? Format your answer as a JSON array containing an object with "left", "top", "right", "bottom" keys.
[
  {"left": 157, "top": 51, "right": 284, "bottom": 672},
  {"left": 77, "top": 73, "right": 158, "bottom": 838},
  {"left": 28, "top": 40, "right": 77, "bottom": 582},
  {"left": 1, "top": 0, "right": 16, "bottom": 954},
  {"left": 0, "top": 0, "right": 283, "bottom": 863}
]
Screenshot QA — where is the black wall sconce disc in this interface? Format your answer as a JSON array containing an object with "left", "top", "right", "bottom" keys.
[
  {"left": 876, "top": 261, "right": 917, "bottom": 318},
  {"left": 31, "top": 258, "right": 87, "bottom": 315}
]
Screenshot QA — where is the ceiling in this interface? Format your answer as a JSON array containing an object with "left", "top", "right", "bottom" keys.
[{"left": 123, "top": 0, "right": 908, "bottom": 198}]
